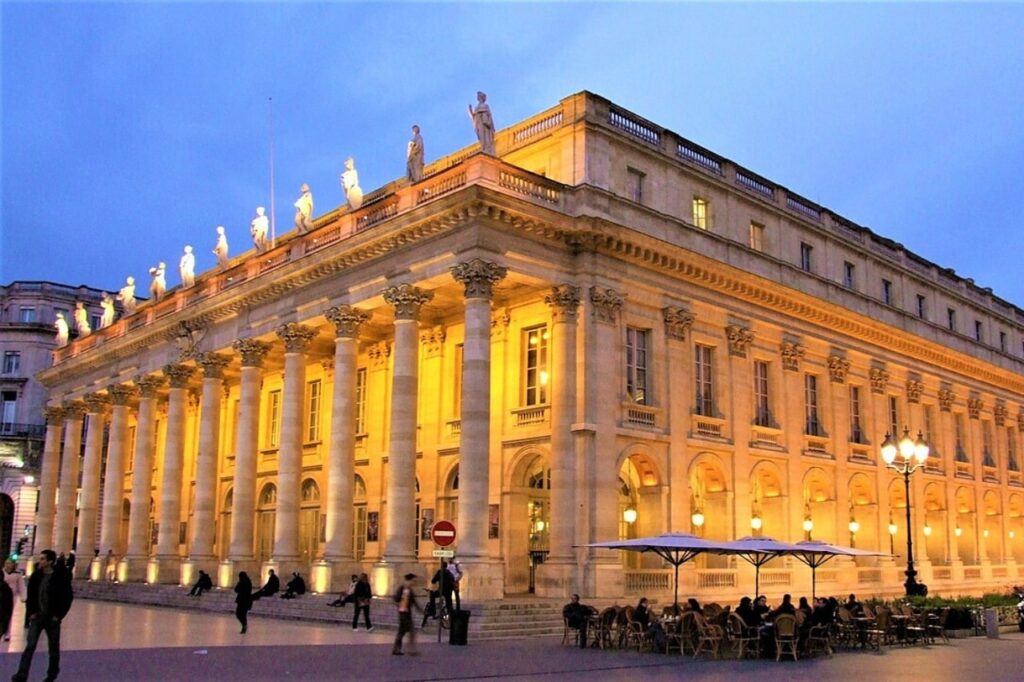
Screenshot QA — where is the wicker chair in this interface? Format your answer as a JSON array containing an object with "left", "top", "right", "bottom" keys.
[
  {"left": 726, "top": 612, "right": 759, "bottom": 660},
  {"left": 806, "top": 622, "right": 833, "bottom": 658},
  {"left": 596, "top": 607, "right": 620, "bottom": 649},
  {"left": 926, "top": 608, "right": 950, "bottom": 645},
  {"left": 899, "top": 605, "right": 927, "bottom": 645},
  {"left": 775, "top": 614, "right": 799, "bottom": 661},
  {"left": 866, "top": 607, "right": 892, "bottom": 648},
  {"left": 693, "top": 612, "right": 724, "bottom": 659},
  {"left": 835, "top": 607, "right": 857, "bottom": 649}
]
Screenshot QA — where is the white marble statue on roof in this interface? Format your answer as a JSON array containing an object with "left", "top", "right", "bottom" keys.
[
  {"left": 468, "top": 91, "right": 495, "bottom": 156},
  {"left": 406, "top": 125, "right": 424, "bottom": 182},
  {"left": 180, "top": 245, "right": 196, "bottom": 288},
  {"left": 213, "top": 226, "right": 229, "bottom": 268},
  {"left": 294, "top": 183, "right": 314, "bottom": 234},
  {"left": 340, "top": 158, "right": 363, "bottom": 210},
  {"left": 117, "top": 276, "right": 137, "bottom": 314},
  {"left": 73, "top": 301, "right": 91, "bottom": 336},
  {"left": 250, "top": 207, "right": 269, "bottom": 253},
  {"left": 54, "top": 312, "right": 69, "bottom": 347},
  {"left": 149, "top": 262, "right": 167, "bottom": 301},
  {"left": 99, "top": 293, "right": 115, "bottom": 328}
]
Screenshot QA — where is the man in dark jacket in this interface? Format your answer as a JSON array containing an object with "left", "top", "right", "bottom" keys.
[
  {"left": 12, "top": 549, "right": 73, "bottom": 682},
  {"left": 253, "top": 569, "right": 279, "bottom": 599}
]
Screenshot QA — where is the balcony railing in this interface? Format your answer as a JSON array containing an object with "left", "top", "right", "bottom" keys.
[
  {"left": 691, "top": 415, "right": 727, "bottom": 440},
  {"left": 964, "top": 567, "right": 982, "bottom": 579},
  {"left": 696, "top": 569, "right": 737, "bottom": 590},
  {"left": 751, "top": 426, "right": 783, "bottom": 449},
  {"left": 932, "top": 566, "right": 952, "bottom": 580},
  {"left": 804, "top": 435, "right": 831, "bottom": 457},
  {"left": 857, "top": 568, "right": 882, "bottom": 583},
  {"left": 0, "top": 423, "right": 46, "bottom": 439},
  {"left": 624, "top": 569, "right": 672, "bottom": 595},
  {"left": 512, "top": 405, "right": 549, "bottom": 428},
  {"left": 761, "top": 569, "right": 791, "bottom": 586},
  {"left": 623, "top": 403, "right": 658, "bottom": 429}
]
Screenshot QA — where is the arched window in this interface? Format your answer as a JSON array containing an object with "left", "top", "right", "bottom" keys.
[
  {"left": 301, "top": 479, "right": 320, "bottom": 503},
  {"left": 259, "top": 483, "right": 277, "bottom": 507},
  {"left": 223, "top": 488, "right": 234, "bottom": 511}
]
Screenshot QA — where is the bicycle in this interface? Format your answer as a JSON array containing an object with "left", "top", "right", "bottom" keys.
[{"left": 422, "top": 588, "right": 451, "bottom": 631}]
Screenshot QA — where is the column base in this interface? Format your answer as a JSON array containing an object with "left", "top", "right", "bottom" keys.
[
  {"left": 88, "top": 558, "right": 104, "bottom": 582},
  {"left": 148, "top": 556, "right": 183, "bottom": 584},
  {"left": 458, "top": 559, "right": 505, "bottom": 601},
  {"left": 372, "top": 560, "right": 427, "bottom": 599},
  {"left": 314, "top": 558, "right": 363, "bottom": 595},
  {"left": 979, "top": 558, "right": 993, "bottom": 581},
  {"left": 118, "top": 556, "right": 150, "bottom": 583},
  {"left": 263, "top": 558, "right": 309, "bottom": 586},
  {"left": 180, "top": 558, "right": 219, "bottom": 589},
  {"left": 220, "top": 558, "right": 260, "bottom": 589},
  {"left": 535, "top": 559, "right": 577, "bottom": 599},
  {"left": 582, "top": 560, "right": 623, "bottom": 602}
]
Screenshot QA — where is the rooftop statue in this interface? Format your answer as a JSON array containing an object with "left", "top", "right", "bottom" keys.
[
  {"left": 406, "top": 125, "right": 424, "bottom": 182},
  {"left": 294, "top": 183, "right": 314, "bottom": 234},
  {"left": 99, "top": 293, "right": 115, "bottom": 329},
  {"left": 54, "top": 312, "right": 69, "bottom": 347},
  {"left": 213, "top": 226, "right": 229, "bottom": 269},
  {"left": 468, "top": 91, "right": 495, "bottom": 156},
  {"left": 117, "top": 276, "right": 137, "bottom": 314},
  {"left": 149, "top": 262, "right": 167, "bottom": 301},
  {"left": 340, "top": 157, "right": 363, "bottom": 210},
  {"left": 180, "top": 245, "right": 196, "bottom": 288},
  {"left": 74, "top": 301, "right": 91, "bottom": 336},
  {"left": 251, "top": 206, "right": 269, "bottom": 253}
]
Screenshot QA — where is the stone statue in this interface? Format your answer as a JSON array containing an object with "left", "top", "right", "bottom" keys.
[
  {"left": 73, "top": 301, "right": 91, "bottom": 336},
  {"left": 179, "top": 245, "right": 196, "bottom": 288},
  {"left": 468, "top": 91, "right": 495, "bottom": 156},
  {"left": 149, "top": 262, "right": 167, "bottom": 301},
  {"left": 250, "top": 207, "right": 269, "bottom": 253},
  {"left": 54, "top": 312, "right": 69, "bottom": 347},
  {"left": 99, "top": 293, "right": 115, "bottom": 329},
  {"left": 293, "top": 183, "right": 314, "bottom": 233},
  {"left": 212, "top": 226, "right": 229, "bottom": 269},
  {"left": 340, "top": 158, "right": 363, "bottom": 210},
  {"left": 117, "top": 276, "right": 137, "bottom": 314},
  {"left": 406, "top": 125, "right": 424, "bottom": 182}
]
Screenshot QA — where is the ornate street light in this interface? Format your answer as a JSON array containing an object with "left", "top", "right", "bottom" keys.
[{"left": 881, "top": 427, "right": 929, "bottom": 596}]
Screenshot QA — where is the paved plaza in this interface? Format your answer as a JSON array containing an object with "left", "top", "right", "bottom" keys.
[{"left": 1, "top": 600, "right": 1023, "bottom": 681}]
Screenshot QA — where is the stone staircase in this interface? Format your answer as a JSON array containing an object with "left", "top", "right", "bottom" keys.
[{"left": 74, "top": 580, "right": 565, "bottom": 640}]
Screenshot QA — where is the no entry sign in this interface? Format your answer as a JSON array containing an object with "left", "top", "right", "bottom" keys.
[{"left": 431, "top": 519, "right": 457, "bottom": 547}]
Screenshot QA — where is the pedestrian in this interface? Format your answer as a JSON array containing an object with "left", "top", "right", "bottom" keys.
[
  {"left": 351, "top": 573, "right": 373, "bottom": 631},
  {"left": 234, "top": 571, "right": 253, "bottom": 634},
  {"left": 448, "top": 559, "right": 463, "bottom": 611},
  {"left": 392, "top": 573, "right": 422, "bottom": 656},
  {"left": 3, "top": 558, "right": 26, "bottom": 641},
  {"left": 11, "top": 549, "right": 74, "bottom": 682},
  {"left": 189, "top": 570, "right": 213, "bottom": 597},
  {"left": 104, "top": 550, "right": 116, "bottom": 581},
  {"left": 66, "top": 551, "right": 76, "bottom": 579}
]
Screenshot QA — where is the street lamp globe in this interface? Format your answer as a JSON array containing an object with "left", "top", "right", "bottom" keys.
[
  {"left": 623, "top": 507, "right": 638, "bottom": 524},
  {"left": 848, "top": 519, "right": 860, "bottom": 534},
  {"left": 888, "top": 522, "right": 898, "bottom": 535},
  {"left": 898, "top": 428, "right": 916, "bottom": 461},
  {"left": 750, "top": 515, "right": 763, "bottom": 531},
  {"left": 881, "top": 433, "right": 897, "bottom": 465},
  {"left": 913, "top": 431, "right": 930, "bottom": 465},
  {"left": 802, "top": 517, "right": 814, "bottom": 533}
]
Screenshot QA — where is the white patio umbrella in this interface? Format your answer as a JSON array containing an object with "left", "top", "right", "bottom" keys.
[
  {"left": 581, "top": 532, "right": 736, "bottom": 608},
  {"left": 790, "top": 540, "right": 888, "bottom": 599},
  {"left": 712, "top": 536, "right": 804, "bottom": 600}
]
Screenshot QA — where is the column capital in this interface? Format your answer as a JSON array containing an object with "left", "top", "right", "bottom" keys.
[
  {"left": 726, "top": 324, "right": 755, "bottom": 358},
  {"left": 938, "top": 387, "right": 955, "bottom": 412},
  {"left": 451, "top": 259, "right": 508, "bottom": 300},
  {"left": 325, "top": 305, "right": 372, "bottom": 339},
  {"left": 869, "top": 366, "right": 889, "bottom": 393},
  {"left": 136, "top": 374, "right": 167, "bottom": 398},
  {"left": 828, "top": 355, "right": 850, "bottom": 384},
  {"left": 107, "top": 384, "right": 137, "bottom": 406},
  {"left": 545, "top": 284, "right": 581, "bottom": 323},
  {"left": 382, "top": 283, "right": 434, "bottom": 321},
  {"left": 967, "top": 395, "right": 984, "bottom": 420},
  {"left": 906, "top": 378, "right": 925, "bottom": 404},
  {"left": 589, "top": 286, "right": 624, "bottom": 324},
  {"left": 43, "top": 405, "right": 65, "bottom": 424},
  {"left": 780, "top": 341, "right": 806, "bottom": 372},
  {"left": 62, "top": 400, "right": 87, "bottom": 420},
  {"left": 276, "top": 323, "right": 317, "bottom": 353},
  {"left": 420, "top": 325, "right": 446, "bottom": 358},
  {"left": 163, "top": 363, "right": 197, "bottom": 389},
  {"left": 662, "top": 306, "right": 695, "bottom": 341},
  {"left": 197, "top": 352, "right": 231, "bottom": 379},
  {"left": 369, "top": 340, "right": 391, "bottom": 368},
  {"left": 232, "top": 338, "right": 271, "bottom": 368},
  {"left": 994, "top": 400, "right": 1008, "bottom": 427},
  {"left": 83, "top": 393, "right": 111, "bottom": 415}
]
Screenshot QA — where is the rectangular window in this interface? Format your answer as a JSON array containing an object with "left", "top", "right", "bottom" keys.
[
  {"left": 881, "top": 279, "right": 892, "bottom": 305},
  {"left": 916, "top": 294, "right": 927, "bottom": 319},
  {"left": 843, "top": 261, "right": 855, "bottom": 289},
  {"left": 694, "top": 345, "right": 715, "bottom": 417},
  {"left": 90, "top": 314, "right": 101, "bottom": 331},
  {"left": 523, "top": 326, "right": 549, "bottom": 406},
  {"left": 999, "top": 331, "right": 1007, "bottom": 353},
  {"left": 1008, "top": 429, "right": 1019, "bottom": 472},
  {"left": 0, "top": 392, "right": 16, "bottom": 427},
  {"left": 955, "top": 414, "right": 967, "bottom": 461},
  {"left": 625, "top": 327, "right": 649, "bottom": 405},
  {"left": 305, "top": 379, "right": 321, "bottom": 442},
  {"left": 975, "top": 320, "right": 983, "bottom": 342},
  {"left": 627, "top": 167, "right": 644, "bottom": 203},
  {"left": 800, "top": 242, "right": 813, "bottom": 272},
  {"left": 749, "top": 222, "right": 764, "bottom": 252},
  {"left": 266, "top": 390, "right": 281, "bottom": 448},
  {"left": 850, "top": 386, "right": 864, "bottom": 443},
  {"left": 923, "top": 404, "right": 936, "bottom": 458},
  {"left": 355, "top": 368, "right": 367, "bottom": 434},
  {"left": 18, "top": 307, "right": 35, "bottom": 323},
  {"left": 753, "top": 361, "right": 771, "bottom": 427},
  {"left": 888, "top": 396, "right": 899, "bottom": 437},
  {"left": 2, "top": 352, "right": 20, "bottom": 374},
  {"left": 804, "top": 374, "right": 820, "bottom": 435},
  {"left": 692, "top": 197, "right": 709, "bottom": 230},
  {"left": 983, "top": 421, "right": 995, "bottom": 467},
  {"left": 947, "top": 308, "right": 957, "bottom": 332}
]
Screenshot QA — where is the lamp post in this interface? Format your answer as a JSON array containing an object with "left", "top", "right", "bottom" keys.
[{"left": 881, "top": 427, "right": 930, "bottom": 596}]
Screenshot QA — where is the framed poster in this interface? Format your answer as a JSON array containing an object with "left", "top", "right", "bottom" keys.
[
  {"left": 179, "top": 521, "right": 188, "bottom": 545},
  {"left": 488, "top": 503, "right": 500, "bottom": 539},
  {"left": 366, "top": 511, "right": 379, "bottom": 542},
  {"left": 421, "top": 508, "right": 434, "bottom": 540}
]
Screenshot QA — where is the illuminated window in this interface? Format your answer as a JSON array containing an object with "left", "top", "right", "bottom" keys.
[
  {"left": 749, "top": 222, "right": 764, "bottom": 251},
  {"left": 354, "top": 368, "right": 367, "bottom": 434},
  {"left": 881, "top": 279, "right": 892, "bottom": 305},
  {"left": 625, "top": 328, "right": 649, "bottom": 405},
  {"left": 843, "top": 262, "right": 855, "bottom": 289},
  {"left": 523, "top": 326, "right": 549, "bottom": 406},
  {"left": 923, "top": 404, "right": 936, "bottom": 458},
  {"left": 982, "top": 421, "right": 995, "bottom": 467},
  {"left": 627, "top": 167, "right": 645, "bottom": 203},
  {"left": 850, "top": 386, "right": 864, "bottom": 444},
  {"left": 694, "top": 345, "right": 714, "bottom": 417},
  {"left": 800, "top": 242, "right": 813, "bottom": 272},
  {"left": 305, "top": 379, "right": 321, "bottom": 442},
  {"left": 753, "top": 361, "right": 771, "bottom": 427},
  {"left": 266, "top": 390, "right": 281, "bottom": 448},
  {"left": 805, "top": 374, "right": 821, "bottom": 436},
  {"left": 955, "top": 414, "right": 968, "bottom": 462},
  {"left": 1008, "top": 428, "right": 1019, "bottom": 472},
  {"left": 888, "top": 396, "right": 899, "bottom": 437},
  {"left": 692, "top": 198, "right": 710, "bottom": 230}
]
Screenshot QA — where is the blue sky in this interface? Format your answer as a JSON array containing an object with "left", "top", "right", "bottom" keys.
[{"left": 3, "top": 3, "right": 1024, "bottom": 306}]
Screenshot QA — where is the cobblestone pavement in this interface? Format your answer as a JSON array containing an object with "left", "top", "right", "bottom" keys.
[{"left": 2, "top": 601, "right": 1023, "bottom": 681}]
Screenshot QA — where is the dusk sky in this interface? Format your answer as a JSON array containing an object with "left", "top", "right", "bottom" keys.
[{"left": 3, "top": 4, "right": 1023, "bottom": 306}]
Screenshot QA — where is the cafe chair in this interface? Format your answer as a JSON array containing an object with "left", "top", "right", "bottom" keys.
[
  {"left": 726, "top": 612, "right": 759, "bottom": 660},
  {"left": 774, "top": 614, "right": 799, "bottom": 661}
]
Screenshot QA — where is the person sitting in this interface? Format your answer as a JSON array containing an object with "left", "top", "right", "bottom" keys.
[
  {"left": 753, "top": 595, "right": 771, "bottom": 622},
  {"left": 563, "top": 594, "right": 591, "bottom": 649},
  {"left": 770, "top": 593, "right": 797, "bottom": 619},
  {"left": 634, "top": 597, "right": 652, "bottom": 628},
  {"left": 253, "top": 569, "right": 279, "bottom": 599},
  {"left": 280, "top": 572, "right": 306, "bottom": 599},
  {"left": 328, "top": 574, "right": 359, "bottom": 607},
  {"left": 798, "top": 596, "right": 812, "bottom": 618},
  {"left": 844, "top": 593, "right": 863, "bottom": 616},
  {"left": 685, "top": 598, "right": 703, "bottom": 614},
  {"left": 736, "top": 596, "right": 760, "bottom": 628},
  {"left": 810, "top": 597, "right": 835, "bottom": 627},
  {"left": 188, "top": 570, "right": 213, "bottom": 597}
]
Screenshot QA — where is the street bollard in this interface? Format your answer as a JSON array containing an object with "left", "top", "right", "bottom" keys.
[{"left": 984, "top": 607, "right": 1000, "bottom": 639}]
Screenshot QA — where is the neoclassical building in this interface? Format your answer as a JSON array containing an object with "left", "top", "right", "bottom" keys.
[{"left": 36, "top": 92, "right": 1024, "bottom": 601}]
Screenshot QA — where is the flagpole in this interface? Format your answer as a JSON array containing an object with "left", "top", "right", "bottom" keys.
[{"left": 268, "top": 96, "right": 276, "bottom": 250}]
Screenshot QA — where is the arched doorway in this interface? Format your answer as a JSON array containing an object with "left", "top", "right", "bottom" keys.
[
  {"left": 256, "top": 483, "right": 277, "bottom": 563},
  {"left": 750, "top": 461, "right": 785, "bottom": 539},
  {"left": 848, "top": 473, "right": 877, "bottom": 557},
  {"left": 921, "top": 482, "right": 947, "bottom": 565},
  {"left": 219, "top": 488, "right": 232, "bottom": 560},
  {"left": 618, "top": 450, "right": 662, "bottom": 569},
  {"left": 299, "top": 479, "right": 321, "bottom": 563},
  {"left": 0, "top": 494, "right": 13, "bottom": 558},
  {"left": 982, "top": 490, "right": 1003, "bottom": 563},
  {"left": 505, "top": 450, "right": 550, "bottom": 594},
  {"left": 954, "top": 487, "right": 976, "bottom": 565},
  {"left": 439, "top": 464, "right": 459, "bottom": 526},
  {"left": 689, "top": 455, "right": 729, "bottom": 568},
  {"left": 1008, "top": 494, "right": 1024, "bottom": 563},
  {"left": 802, "top": 468, "right": 835, "bottom": 543}
]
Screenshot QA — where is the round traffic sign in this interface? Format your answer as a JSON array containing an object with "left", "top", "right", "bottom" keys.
[{"left": 431, "top": 519, "right": 457, "bottom": 547}]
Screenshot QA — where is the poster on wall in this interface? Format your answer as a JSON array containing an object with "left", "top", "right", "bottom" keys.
[
  {"left": 488, "top": 504, "right": 500, "bottom": 539},
  {"left": 366, "top": 511, "right": 379, "bottom": 542},
  {"left": 421, "top": 508, "right": 434, "bottom": 540}
]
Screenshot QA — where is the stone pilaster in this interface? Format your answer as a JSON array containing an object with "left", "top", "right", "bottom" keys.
[
  {"left": 77, "top": 393, "right": 110, "bottom": 568},
  {"left": 99, "top": 385, "right": 134, "bottom": 569},
  {"left": 35, "top": 406, "right": 64, "bottom": 553},
  {"left": 54, "top": 400, "right": 86, "bottom": 554},
  {"left": 122, "top": 375, "right": 165, "bottom": 581},
  {"left": 188, "top": 353, "right": 230, "bottom": 568}
]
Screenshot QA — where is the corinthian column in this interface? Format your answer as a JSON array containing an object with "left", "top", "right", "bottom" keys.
[
  {"left": 538, "top": 284, "right": 580, "bottom": 598},
  {"left": 54, "top": 400, "right": 86, "bottom": 554},
  {"left": 450, "top": 259, "right": 506, "bottom": 596},
  {"left": 153, "top": 363, "right": 196, "bottom": 582},
  {"left": 323, "top": 306, "right": 371, "bottom": 578},
  {"left": 123, "top": 375, "right": 165, "bottom": 581},
  {"left": 77, "top": 393, "right": 110, "bottom": 567},
  {"left": 36, "top": 406, "right": 64, "bottom": 552},
  {"left": 99, "top": 385, "right": 134, "bottom": 561},
  {"left": 382, "top": 284, "right": 433, "bottom": 568},
  {"left": 273, "top": 323, "right": 317, "bottom": 572},
  {"left": 189, "top": 353, "right": 229, "bottom": 564},
  {"left": 227, "top": 339, "right": 270, "bottom": 581}
]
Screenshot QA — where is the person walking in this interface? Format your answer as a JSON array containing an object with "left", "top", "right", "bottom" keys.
[
  {"left": 351, "top": 573, "right": 373, "bottom": 631},
  {"left": 448, "top": 559, "right": 463, "bottom": 611},
  {"left": 234, "top": 572, "right": 253, "bottom": 634},
  {"left": 12, "top": 549, "right": 74, "bottom": 682},
  {"left": 392, "top": 573, "right": 422, "bottom": 656},
  {"left": 2, "top": 559, "right": 26, "bottom": 641}
]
